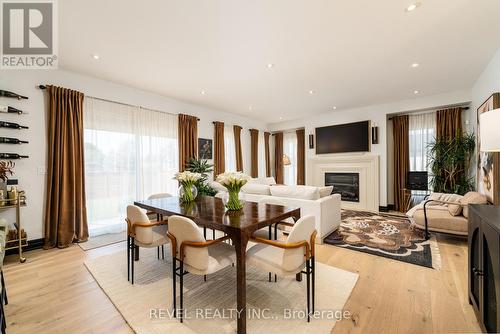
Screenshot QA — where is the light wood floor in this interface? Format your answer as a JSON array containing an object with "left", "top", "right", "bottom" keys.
[{"left": 2, "top": 234, "right": 480, "bottom": 334}]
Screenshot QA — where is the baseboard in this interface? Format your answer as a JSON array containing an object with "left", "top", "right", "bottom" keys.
[
  {"left": 5, "top": 237, "right": 44, "bottom": 256},
  {"left": 379, "top": 204, "right": 395, "bottom": 212}
]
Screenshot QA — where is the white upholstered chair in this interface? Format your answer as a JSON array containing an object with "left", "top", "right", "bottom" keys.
[
  {"left": 247, "top": 215, "right": 317, "bottom": 322},
  {"left": 167, "top": 215, "right": 235, "bottom": 322},
  {"left": 126, "top": 205, "right": 169, "bottom": 284},
  {"left": 254, "top": 197, "right": 296, "bottom": 240},
  {"left": 147, "top": 192, "right": 173, "bottom": 221}
]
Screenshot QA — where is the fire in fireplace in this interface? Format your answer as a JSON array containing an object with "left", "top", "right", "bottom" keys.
[{"left": 325, "top": 172, "right": 360, "bottom": 202}]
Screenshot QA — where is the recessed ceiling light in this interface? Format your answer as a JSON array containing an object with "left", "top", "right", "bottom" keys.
[
  {"left": 248, "top": 106, "right": 253, "bottom": 110},
  {"left": 91, "top": 54, "right": 100, "bottom": 60},
  {"left": 267, "top": 63, "right": 274, "bottom": 68},
  {"left": 332, "top": 106, "right": 337, "bottom": 110},
  {"left": 279, "top": 117, "right": 283, "bottom": 120},
  {"left": 406, "top": 2, "right": 421, "bottom": 12},
  {"left": 309, "top": 90, "right": 315, "bottom": 95},
  {"left": 411, "top": 62, "right": 420, "bottom": 68},
  {"left": 414, "top": 90, "right": 420, "bottom": 94},
  {"left": 201, "top": 90, "right": 206, "bottom": 95}
]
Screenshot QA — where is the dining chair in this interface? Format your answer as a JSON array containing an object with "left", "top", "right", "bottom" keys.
[
  {"left": 255, "top": 197, "right": 295, "bottom": 240},
  {"left": 247, "top": 215, "right": 317, "bottom": 322},
  {"left": 167, "top": 215, "right": 235, "bottom": 323},
  {"left": 147, "top": 193, "right": 172, "bottom": 221},
  {"left": 126, "top": 205, "right": 170, "bottom": 284}
]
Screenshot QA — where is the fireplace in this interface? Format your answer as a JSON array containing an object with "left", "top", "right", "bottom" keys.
[{"left": 325, "top": 172, "right": 360, "bottom": 202}]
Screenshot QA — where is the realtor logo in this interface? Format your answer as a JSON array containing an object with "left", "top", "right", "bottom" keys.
[{"left": 1, "top": 0, "right": 58, "bottom": 69}]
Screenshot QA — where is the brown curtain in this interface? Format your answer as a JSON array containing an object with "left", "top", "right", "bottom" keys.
[
  {"left": 44, "top": 85, "right": 88, "bottom": 248},
  {"left": 213, "top": 121, "right": 225, "bottom": 179},
  {"left": 264, "top": 132, "right": 271, "bottom": 177},
  {"left": 436, "top": 107, "right": 462, "bottom": 140},
  {"left": 234, "top": 125, "right": 243, "bottom": 172},
  {"left": 178, "top": 114, "right": 198, "bottom": 172},
  {"left": 296, "top": 129, "right": 305, "bottom": 185},
  {"left": 250, "top": 129, "right": 259, "bottom": 178},
  {"left": 392, "top": 115, "right": 410, "bottom": 212},
  {"left": 274, "top": 132, "right": 284, "bottom": 184}
]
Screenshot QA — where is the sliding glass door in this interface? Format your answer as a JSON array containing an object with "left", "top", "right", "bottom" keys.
[{"left": 84, "top": 98, "right": 178, "bottom": 236}]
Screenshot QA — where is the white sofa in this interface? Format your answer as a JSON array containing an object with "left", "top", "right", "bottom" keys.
[{"left": 211, "top": 177, "right": 341, "bottom": 244}]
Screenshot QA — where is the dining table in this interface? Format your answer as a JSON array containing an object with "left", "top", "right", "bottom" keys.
[{"left": 134, "top": 195, "right": 301, "bottom": 334}]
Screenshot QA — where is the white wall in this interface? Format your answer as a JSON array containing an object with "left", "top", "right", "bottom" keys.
[
  {"left": 0, "top": 69, "right": 267, "bottom": 240},
  {"left": 268, "top": 89, "right": 472, "bottom": 207},
  {"left": 470, "top": 46, "right": 500, "bottom": 132}
]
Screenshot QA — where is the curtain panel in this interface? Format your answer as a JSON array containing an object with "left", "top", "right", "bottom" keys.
[
  {"left": 44, "top": 85, "right": 88, "bottom": 248},
  {"left": 250, "top": 129, "right": 259, "bottom": 178},
  {"left": 436, "top": 107, "right": 462, "bottom": 140},
  {"left": 296, "top": 129, "right": 306, "bottom": 185},
  {"left": 392, "top": 115, "right": 410, "bottom": 212},
  {"left": 84, "top": 98, "right": 178, "bottom": 236},
  {"left": 274, "top": 132, "right": 284, "bottom": 184},
  {"left": 224, "top": 125, "right": 237, "bottom": 172},
  {"left": 264, "top": 132, "right": 271, "bottom": 177},
  {"left": 178, "top": 114, "right": 198, "bottom": 172},
  {"left": 234, "top": 125, "right": 243, "bottom": 172},
  {"left": 213, "top": 121, "right": 225, "bottom": 178}
]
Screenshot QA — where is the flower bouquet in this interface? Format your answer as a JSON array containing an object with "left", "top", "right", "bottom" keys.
[
  {"left": 216, "top": 171, "right": 249, "bottom": 211},
  {"left": 174, "top": 171, "right": 202, "bottom": 203}
]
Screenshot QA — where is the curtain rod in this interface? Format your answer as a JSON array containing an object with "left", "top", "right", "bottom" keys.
[
  {"left": 388, "top": 105, "right": 470, "bottom": 120},
  {"left": 38, "top": 85, "right": 200, "bottom": 120}
]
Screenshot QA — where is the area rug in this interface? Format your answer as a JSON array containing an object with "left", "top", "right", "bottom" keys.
[
  {"left": 324, "top": 210, "right": 441, "bottom": 269},
  {"left": 84, "top": 248, "right": 358, "bottom": 334},
  {"left": 78, "top": 232, "right": 126, "bottom": 251}
]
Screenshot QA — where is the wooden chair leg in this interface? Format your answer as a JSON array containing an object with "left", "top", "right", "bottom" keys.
[{"left": 172, "top": 257, "right": 176, "bottom": 318}]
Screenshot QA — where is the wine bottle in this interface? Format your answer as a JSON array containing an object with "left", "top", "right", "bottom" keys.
[
  {"left": 0, "top": 153, "right": 29, "bottom": 159},
  {"left": 0, "top": 90, "right": 28, "bottom": 100},
  {"left": 0, "top": 121, "right": 28, "bottom": 129},
  {"left": 0, "top": 106, "right": 23, "bottom": 114},
  {"left": 0, "top": 137, "right": 28, "bottom": 144}
]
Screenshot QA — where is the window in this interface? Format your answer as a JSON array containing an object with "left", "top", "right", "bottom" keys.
[
  {"left": 283, "top": 131, "right": 297, "bottom": 185},
  {"left": 84, "top": 97, "right": 178, "bottom": 236},
  {"left": 224, "top": 125, "right": 237, "bottom": 171},
  {"left": 409, "top": 111, "right": 436, "bottom": 190}
]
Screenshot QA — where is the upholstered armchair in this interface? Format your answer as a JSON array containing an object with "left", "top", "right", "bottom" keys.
[
  {"left": 247, "top": 215, "right": 317, "bottom": 322},
  {"left": 126, "top": 205, "right": 170, "bottom": 284},
  {"left": 167, "top": 215, "right": 235, "bottom": 323}
]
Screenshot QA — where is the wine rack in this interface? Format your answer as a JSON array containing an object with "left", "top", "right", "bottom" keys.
[{"left": 0, "top": 88, "right": 29, "bottom": 263}]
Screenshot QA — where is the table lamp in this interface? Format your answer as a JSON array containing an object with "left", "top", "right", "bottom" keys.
[{"left": 480, "top": 108, "right": 500, "bottom": 152}]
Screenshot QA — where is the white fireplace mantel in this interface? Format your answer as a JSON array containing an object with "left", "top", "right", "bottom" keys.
[{"left": 307, "top": 154, "right": 380, "bottom": 212}]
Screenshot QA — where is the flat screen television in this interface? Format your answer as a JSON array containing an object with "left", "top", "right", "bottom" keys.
[{"left": 315, "top": 121, "right": 370, "bottom": 154}]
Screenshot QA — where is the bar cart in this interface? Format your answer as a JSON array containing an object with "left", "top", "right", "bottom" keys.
[{"left": 0, "top": 198, "right": 26, "bottom": 263}]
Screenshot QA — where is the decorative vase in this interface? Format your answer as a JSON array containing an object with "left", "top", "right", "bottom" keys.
[
  {"left": 222, "top": 190, "right": 245, "bottom": 211},
  {"left": 179, "top": 184, "right": 198, "bottom": 203}
]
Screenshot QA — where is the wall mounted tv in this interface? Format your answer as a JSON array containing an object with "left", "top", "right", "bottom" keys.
[{"left": 315, "top": 120, "right": 370, "bottom": 154}]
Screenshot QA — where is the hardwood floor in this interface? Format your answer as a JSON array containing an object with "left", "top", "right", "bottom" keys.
[{"left": 2, "top": 235, "right": 480, "bottom": 333}]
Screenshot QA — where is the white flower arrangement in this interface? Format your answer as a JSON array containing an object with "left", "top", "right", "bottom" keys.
[
  {"left": 174, "top": 171, "right": 202, "bottom": 185},
  {"left": 216, "top": 171, "right": 249, "bottom": 191}
]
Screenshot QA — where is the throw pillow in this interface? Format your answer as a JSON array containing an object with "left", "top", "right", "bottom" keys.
[
  {"left": 270, "top": 185, "right": 320, "bottom": 200},
  {"left": 461, "top": 192, "right": 488, "bottom": 218}
]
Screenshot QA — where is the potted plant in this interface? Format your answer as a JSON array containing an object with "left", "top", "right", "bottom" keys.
[
  {"left": 428, "top": 132, "right": 475, "bottom": 195},
  {"left": 185, "top": 158, "right": 217, "bottom": 196}
]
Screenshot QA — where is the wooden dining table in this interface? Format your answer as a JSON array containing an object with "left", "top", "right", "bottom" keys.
[{"left": 134, "top": 195, "right": 301, "bottom": 334}]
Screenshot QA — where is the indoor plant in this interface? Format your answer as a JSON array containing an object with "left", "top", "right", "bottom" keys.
[
  {"left": 216, "top": 171, "right": 249, "bottom": 211},
  {"left": 174, "top": 171, "right": 202, "bottom": 203},
  {"left": 185, "top": 158, "right": 217, "bottom": 196},
  {"left": 428, "top": 132, "right": 475, "bottom": 195}
]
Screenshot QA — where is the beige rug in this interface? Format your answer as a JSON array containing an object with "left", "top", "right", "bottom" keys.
[
  {"left": 79, "top": 232, "right": 127, "bottom": 251},
  {"left": 85, "top": 248, "right": 358, "bottom": 334}
]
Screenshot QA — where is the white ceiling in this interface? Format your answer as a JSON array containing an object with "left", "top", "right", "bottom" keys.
[{"left": 59, "top": 0, "right": 500, "bottom": 123}]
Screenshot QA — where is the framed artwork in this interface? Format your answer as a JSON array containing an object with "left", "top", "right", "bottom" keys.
[
  {"left": 198, "top": 138, "right": 213, "bottom": 160},
  {"left": 477, "top": 93, "right": 500, "bottom": 204}
]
